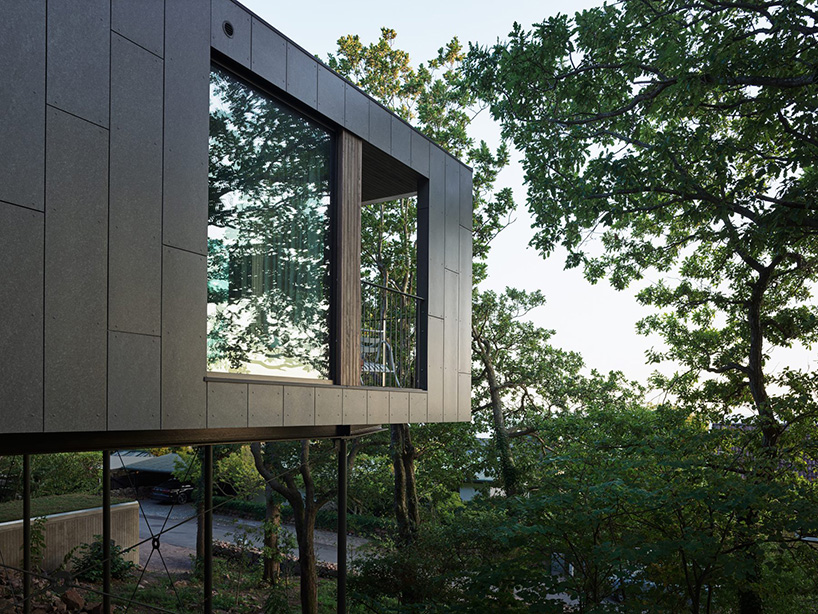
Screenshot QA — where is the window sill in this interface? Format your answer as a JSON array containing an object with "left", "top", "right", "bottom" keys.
[{"left": 204, "top": 372, "right": 334, "bottom": 386}]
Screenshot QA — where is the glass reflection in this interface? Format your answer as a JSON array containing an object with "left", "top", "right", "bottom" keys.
[{"left": 208, "top": 66, "right": 331, "bottom": 379}]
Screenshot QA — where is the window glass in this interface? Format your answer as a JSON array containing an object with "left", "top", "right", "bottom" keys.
[{"left": 208, "top": 66, "right": 332, "bottom": 379}]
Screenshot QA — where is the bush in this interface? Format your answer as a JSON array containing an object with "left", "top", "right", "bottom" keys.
[{"left": 68, "top": 536, "right": 136, "bottom": 582}]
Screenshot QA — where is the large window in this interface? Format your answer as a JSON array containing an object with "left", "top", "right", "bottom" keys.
[{"left": 207, "top": 66, "right": 332, "bottom": 379}]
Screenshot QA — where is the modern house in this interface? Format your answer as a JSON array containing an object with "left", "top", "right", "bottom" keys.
[{"left": 0, "top": 0, "right": 473, "bottom": 454}]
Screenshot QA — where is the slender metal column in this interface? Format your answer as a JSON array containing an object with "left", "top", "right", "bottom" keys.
[
  {"left": 204, "top": 446, "right": 213, "bottom": 614},
  {"left": 337, "top": 439, "right": 347, "bottom": 614},
  {"left": 102, "top": 451, "right": 111, "bottom": 613},
  {"left": 23, "top": 455, "right": 30, "bottom": 614}
]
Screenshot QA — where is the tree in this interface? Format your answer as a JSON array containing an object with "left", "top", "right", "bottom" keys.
[
  {"left": 467, "top": 2, "right": 818, "bottom": 611},
  {"left": 328, "top": 28, "right": 515, "bottom": 545},
  {"left": 250, "top": 440, "right": 359, "bottom": 614},
  {"left": 471, "top": 288, "right": 586, "bottom": 496}
]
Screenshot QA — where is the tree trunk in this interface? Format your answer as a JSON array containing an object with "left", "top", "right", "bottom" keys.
[
  {"left": 294, "top": 504, "right": 319, "bottom": 614},
  {"left": 475, "top": 336, "right": 519, "bottom": 496},
  {"left": 736, "top": 259, "right": 783, "bottom": 614},
  {"left": 262, "top": 483, "right": 281, "bottom": 584},
  {"left": 392, "top": 424, "right": 420, "bottom": 545}
]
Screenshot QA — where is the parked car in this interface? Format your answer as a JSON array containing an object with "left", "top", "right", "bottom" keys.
[{"left": 150, "top": 479, "right": 194, "bottom": 504}]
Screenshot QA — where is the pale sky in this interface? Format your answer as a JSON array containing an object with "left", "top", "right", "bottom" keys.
[{"left": 240, "top": 0, "right": 813, "bottom": 390}]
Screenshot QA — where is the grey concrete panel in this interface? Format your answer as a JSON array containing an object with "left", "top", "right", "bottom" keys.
[
  {"left": 409, "top": 393, "right": 428, "bottom": 424},
  {"left": 317, "top": 66, "right": 345, "bottom": 125},
  {"left": 391, "top": 117, "right": 411, "bottom": 167},
  {"left": 0, "top": 3, "right": 45, "bottom": 210},
  {"left": 426, "top": 316, "right": 444, "bottom": 422},
  {"left": 342, "top": 389, "right": 367, "bottom": 425},
  {"left": 315, "top": 387, "right": 343, "bottom": 426},
  {"left": 427, "top": 147, "right": 445, "bottom": 318},
  {"left": 460, "top": 165, "right": 473, "bottom": 230},
  {"left": 368, "top": 104, "right": 391, "bottom": 154},
  {"left": 410, "top": 130, "right": 430, "bottom": 177},
  {"left": 108, "top": 332, "right": 160, "bottom": 431},
  {"left": 367, "top": 390, "right": 389, "bottom": 424},
  {"left": 458, "top": 226, "right": 473, "bottom": 374},
  {"left": 208, "top": 382, "right": 248, "bottom": 428},
  {"left": 249, "top": 384, "right": 284, "bottom": 427},
  {"left": 444, "top": 156, "right": 460, "bottom": 272},
  {"left": 109, "top": 34, "right": 163, "bottom": 336},
  {"left": 286, "top": 44, "right": 317, "bottom": 109},
  {"left": 344, "top": 85, "right": 370, "bottom": 140},
  {"left": 47, "top": 0, "right": 110, "bottom": 127},
  {"left": 0, "top": 204, "right": 43, "bottom": 432},
  {"left": 443, "top": 269, "right": 459, "bottom": 422},
  {"left": 112, "top": 0, "right": 164, "bottom": 57},
  {"left": 458, "top": 373, "right": 471, "bottom": 422},
  {"left": 389, "top": 391, "right": 410, "bottom": 424},
  {"left": 211, "top": 0, "right": 251, "bottom": 68},
  {"left": 163, "top": 0, "right": 209, "bottom": 255},
  {"left": 251, "top": 19, "right": 286, "bottom": 90},
  {"left": 161, "top": 247, "right": 207, "bottom": 429},
  {"left": 283, "top": 386, "right": 315, "bottom": 427},
  {"left": 44, "top": 108, "right": 108, "bottom": 432}
]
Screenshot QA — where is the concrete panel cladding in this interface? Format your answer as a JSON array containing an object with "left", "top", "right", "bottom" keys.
[
  {"left": 44, "top": 108, "right": 108, "bottom": 432},
  {"left": 109, "top": 34, "right": 163, "bottom": 336},
  {"left": 251, "top": 18, "right": 287, "bottom": 89},
  {"left": 163, "top": 0, "right": 210, "bottom": 255},
  {"left": 0, "top": 0, "right": 473, "bottom": 449},
  {"left": 317, "top": 65, "right": 345, "bottom": 125},
  {"left": 108, "top": 332, "right": 161, "bottom": 431},
  {"left": 0, "top": 204, "right": 44, "bottom": 433},
  {"left": 47, "top": 0, "right": 110, "bottom": 128},
  {"left": 211, "top": 0, "right": 251, "bottom": 67},
  {"left": 0, "top": 2, "right": 45, "bottom": 211},
  {"left": 111, "top": 0, "right": 164, "bottom": 57},
  {"left": 162, "top": 247, "right": 207, "bottom": 429}
]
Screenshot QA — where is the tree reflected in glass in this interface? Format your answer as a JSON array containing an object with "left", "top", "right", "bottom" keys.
[{"left": 207, "top": 67, "right": 331, "bottom": 378}]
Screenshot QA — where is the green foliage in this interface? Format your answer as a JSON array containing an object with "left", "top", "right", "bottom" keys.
[
  {"left": 27, "top": 516, "right": 47, "bottom": 572},
  {"left": 328, "top": 28, "right": 515, "bottom": 285},
  {"left": 350, "top": 502, "right": 511, "bottom": 610},
  {"left": 218, "top": 445, "right": 265, "bottom": 500},
  {"left": 32, "top": 453, "right": 101, "bottom": 497},
  {"left": 174, "top": 444, "right": 263, "bottom": 500},
  {"left": 0, "top": 454, "right": 102, "bottom": 502},
  {"left": 352, "top": 404, "right": 818, "bottom": 612},
  {"left": 68, "top": 535, "right": 136, "bottom": 582},
  {"left": 467, "top": 8, "right": 818, "bottom": 608},
  {"left": 466, "top": 0, "right": 818, "bottom": 420}
]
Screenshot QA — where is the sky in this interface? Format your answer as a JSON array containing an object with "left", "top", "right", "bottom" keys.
[{"left": 238, "top": 0, "right": 810, "bottom": 390}]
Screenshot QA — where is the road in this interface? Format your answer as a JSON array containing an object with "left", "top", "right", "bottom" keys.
[{"left": 135, "top": 499, "right": 369, "bottom": 573}]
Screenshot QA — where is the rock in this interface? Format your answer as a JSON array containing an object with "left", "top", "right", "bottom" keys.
[
  {"left": 85, "top": 603, "right": 105, "bottom": 614},
  {"left": 61, "top": 588, "right": 85, "bottom": 611}
]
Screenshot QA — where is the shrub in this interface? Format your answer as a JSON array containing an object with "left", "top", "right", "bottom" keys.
[{"left": 68, "top": 536, "right": 136, "bottom": 582}]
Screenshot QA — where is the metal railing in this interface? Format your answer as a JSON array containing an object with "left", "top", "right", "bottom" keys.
[{"left": 360, "top": 281, "right": 423, "bottom": 389}]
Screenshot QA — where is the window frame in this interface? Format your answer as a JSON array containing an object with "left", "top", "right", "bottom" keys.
[{"left": 206, "top": 59, "right": 339, "bottom": 384}]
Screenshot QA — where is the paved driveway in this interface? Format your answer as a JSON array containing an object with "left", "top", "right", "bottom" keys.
[{"left": 135, "top": 499, "right": 368, "bottom": 572}]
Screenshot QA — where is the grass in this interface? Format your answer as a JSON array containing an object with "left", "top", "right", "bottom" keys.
[{"left": 0, "top": 493, "right": 131, "bottom": 522}]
